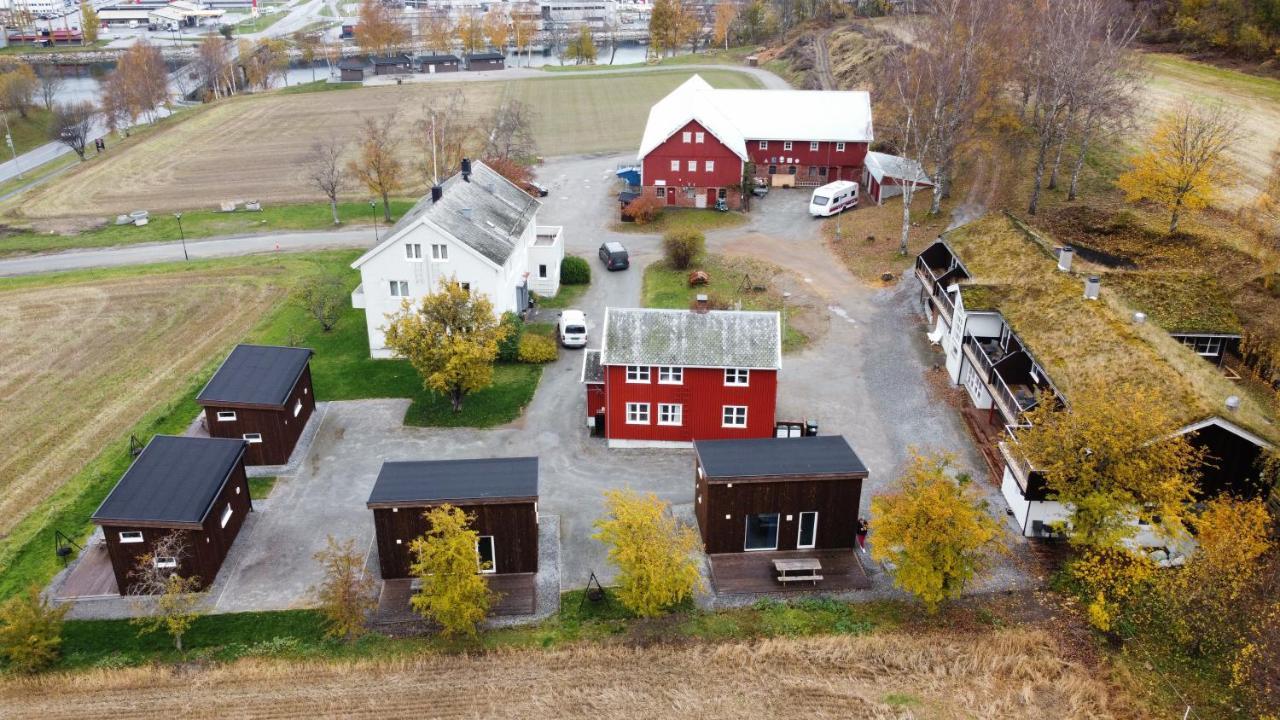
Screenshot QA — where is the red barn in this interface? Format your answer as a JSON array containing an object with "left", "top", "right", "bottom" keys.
[
  {"left": 585, "top": 304, "right": 782, "bottom": 448},
  {"left": 637, "top": 75, "right": 874, "bottom": 209}
]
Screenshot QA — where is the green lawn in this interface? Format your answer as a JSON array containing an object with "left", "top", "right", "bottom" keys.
[
  {"left": 0, "top": 40, "right": 110, "bottom": 56},
  {"left": 541, "top": 47, "right": 756, "bottom": 73},
  {"left": 248, "top": 476, "right": 277, "bottom": 500},
  {"left": 533, "top": 281, "right": 587, "bottom": 310},
  {"left": 1146, "top": 52, "right": 1280, "bottom": 104},
  {"left": 2, "top": 107, "right": 53, "bottom": 155},
  {"left": 236, "top": 8, "right": 290, "bottom": 33},
  {"left": 276, "top": 79, "right": 363, "bottom": 95},
  {"left": 614, "top": 207, "right": 748, "bottom": 235},
  {"left": 0, "top": 199, "right": 415, "bottom": 257}
]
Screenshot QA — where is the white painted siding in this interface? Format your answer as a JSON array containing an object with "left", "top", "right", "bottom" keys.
[
  {"left": 528, "top": 226, "right": 565, "bottom": 296},
  {"left": 1001, "top": 465, "right": 1069, "bottom": 537}
]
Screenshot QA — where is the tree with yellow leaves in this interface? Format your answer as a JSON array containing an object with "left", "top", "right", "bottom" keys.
[
  {"left": 1117, "top": 102, "right": 1242, "bottom": 235},
  {"left": 592, "top": 489, "right": 703, "bottom": 617},
  {"left": 355, "top": 0, "right": 409, "bottom": 55},
  {"left": 409, "top": 505, "right": 494, "bottom": 637},
  {"left": 510, "top": 11, "right": 537, "bottom": 67},
  {"left": 869, "top": 451, "right": 1003, "bottom": 613},
  {"left": 384, "top": 278, "right": 507, "bottom": 413},
  {"left": 419, "top": 13, "right": 454, "bottom": 53},
  {"left": 483, "top": 7, "right": 509, "bottom": 52},
  {"left": 1017, "top": 381, "right": 1202, "bottom": 549},
  {"left": 312, "top": 535, "right": 378, "bottom": 642},
  {"left": 80, "top": 2, "right": 100, "bottom": 43},
  {"left": 128, "top": 532, "right": 204, "bottom": 652},
  {"left": 347, "top": 113, "right": 403, "bottom": 222},
  {"left": 455, "top": 9, "right": 484, "bottom": 54},
  {"left": 0, "top": 585, "right": 69, "bottom": 673},
  {"left": 1071, "top": 545, "right": 1154, "bottom": 633},
  {"left": 712, "top": 0, "right": 736, "bottom": 50}
]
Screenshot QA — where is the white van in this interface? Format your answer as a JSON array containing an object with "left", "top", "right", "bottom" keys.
[
  {"left": 809, "top": 180, "right": 859, "bottom": 217},
  {"left": 558, "top": 310, "right": 588, "bottom": 348}
]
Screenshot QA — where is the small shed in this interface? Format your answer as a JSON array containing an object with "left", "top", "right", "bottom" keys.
[
  {"left": 92, "top": 436, "right": 251, "bottom": 595},
  {"left": 337, "top": 56, "right": 368, "bottom": 82},
  {"left": 417, "top": 53, "right": 461, "bottom": 73},
  {"left": 581, "top": 348, "right": 606, "bottom": 432},
  {"left": 465, "top": 51, "right": 505, "bottom": 71},
  {"left": 197, "top": 344, "right": 316, "bottom": 466},
  {"left": 694, "top": 436, "right": 867, "bottom": 554},
  {"left": 366, "top": 457, "right": 539, "bottom": 579},
  {"left": 372, "top": 53, "right": 413, "bottom": 75},
  {"left": 863, "top": 151, "right": 934, "bottom": 205}
]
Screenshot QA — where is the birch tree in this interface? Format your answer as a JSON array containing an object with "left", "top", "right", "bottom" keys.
[
  {"left": 414, "top": 88, "right": 471, "bottom": 185},
  {"left": 307, "top": 136, "right": 348, "bottom": 225},
  {"left": 348, "top": 113, "right": 404, "bottom": 222}
]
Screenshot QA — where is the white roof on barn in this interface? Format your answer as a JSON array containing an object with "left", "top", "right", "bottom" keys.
[
  {"left": 864, "top": 151, "right": 932, "bottom": 186},
  {"left": 638, "top": 75, "right": 874, "bottom": 161}
]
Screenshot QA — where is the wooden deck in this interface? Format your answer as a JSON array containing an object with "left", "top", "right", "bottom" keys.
[
  {"left": 960, "top": 406, "right": 1006, "bottom": 482},
  {"left": 708, "top": 549, "right": 871, "bottom": 595},
  {"left": 56, "top": 543, "right": 119, "bottom": 599},
  {"left": 374, "top": 573, "right": 537, "bottom": 627}
]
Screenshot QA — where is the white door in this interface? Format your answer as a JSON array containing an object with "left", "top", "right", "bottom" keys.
[
  {"left": 428, "top": 64, "right": 436, "bottom": 74},
  {"left": 695, "top": 193, "right": 707, "bottom": 209}
]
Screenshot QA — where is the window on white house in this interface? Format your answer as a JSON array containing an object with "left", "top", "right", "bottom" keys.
[
  {"left": 658, "top": 366, "right": 683, "bottom": 384},
  {"left": 759, "top": 140, "right": 768, "bottom": 149},
  {"left": 705, "top": 160, "right": 715, "bottom": 172},
  {"left": 119, "top": 531, "right": 143, "bottom": 544},
  {"left": 405, "top": 243, "right": 422, "bottom": 260},
  {"left": 430, "top": 244, "right": 448, "bottom": 261},
  {"left": 722, "top": 405, "right": 748, "bottom": 427},
  {"left": 459, "top": 281, "right": 471, "bottom": 294},
  {"left": 293, "top": 399, "right": 303, "bottom": 417},
  {"left": 809, "top": 141, "right": 819, "bottom": 151},
  {"left": 626, "top": 402, "right": 650, "bottom": 424},
  {"left": 687, "top": 160, "right": 697, "bottom": 172},
  {"left": 724, "top": 368, "right": 750, "bottom": 386},
  {"left": 244, "top": 433, "right": 263, "bottom": 443},
  {"left": 783, "top": 141, "right": 793, "bottom": 151},
  {"left": 836, "top": 142, "right": 846, "bottom": 152},
  {"left": 695, "top": 132, "right": 705, "bottom": 143},
  {"left": 477, "top": 536, "right": 496, "bottom": 573},
  {"left": 220, "top": 503, "right": 233, "bottom": 528},
  {"left": 658, "top": 403, "right": 683, "bottom": 426},
  {"left": 682, "top": 131, "right": 692, "bottom": 143},
  {"left": 670, "top": 159, "right": 680, "bottom": 171},
  {"left": 154, "top": 556, "right": 178, "bottom": 569},
  {"left": 626, "top": 366, "right": 650, "bottom": 383},
  {"left": 216, "top": 411, "right": 237, "bottom": 422},
  {"left": 539, "top": 264, "right": 548, "bottom": 278},
  {"left": 389, "top": 280, "right": 410, "bottom": 297}
]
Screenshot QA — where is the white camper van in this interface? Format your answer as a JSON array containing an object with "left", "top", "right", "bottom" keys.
[{"left": 808, "top": 180, "right": 859, "bottom": 217}]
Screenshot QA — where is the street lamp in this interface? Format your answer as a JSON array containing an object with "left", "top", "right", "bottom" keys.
[
  {"left": 370, "top": 200, "right": 379, "bottom": 242},
  {"left": 2, "top": 113, "right": 22, "bottom": 179},
  {"left": 174, "top": 212, "right": 188, "bottom": 261}
]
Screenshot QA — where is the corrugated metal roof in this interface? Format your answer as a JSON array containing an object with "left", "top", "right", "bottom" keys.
[
  {"left": 601, "top": 308, "right": 781, "bottom": 369},
  {"left": 695, "top": 436, "right": 868, "bottom": 479},
  {"left": 366, "top": 457, "right": 538, "bottom": 506},
  {"left": 92, "top": 436, "right": 246, "bottom": 525}
]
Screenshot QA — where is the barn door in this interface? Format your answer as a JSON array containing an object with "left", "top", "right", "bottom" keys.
[{"left": 666, "top": 190, "right": 676, "bottom": 206}]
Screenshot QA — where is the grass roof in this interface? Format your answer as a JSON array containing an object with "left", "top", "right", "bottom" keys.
[
  {"left": 1108, "top": 272, "right": 1243, "bottom": 335},
  {"left": 957, "top": 284, "right": 1010, "bottom": 312},
  {"left": 943, "top": 215, "right": 1277, "bottom": 445}
]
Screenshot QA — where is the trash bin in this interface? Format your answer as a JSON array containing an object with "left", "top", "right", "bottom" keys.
[{"left": 804, "top": 420, "right": 818, "bottom": 437}]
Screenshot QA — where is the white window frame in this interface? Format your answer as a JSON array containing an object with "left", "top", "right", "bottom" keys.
[
  {"left": 724, "top": 368, "right": 750, "bottom": 386},
  {"left": 430, "top": 243, "right": 448, "bottom": 261},
  {"left": 216, "top": 411, "right": 237, "bottom": 422},
  {"left": 389, "top": 280, "right": 410, "bottom": 297},
  {"left": 657, "top": 403, "right": 683, "bottom": 426},
  {"left": 405, "top": 243, "right": 422, "bottom": 261},
  {"left": 293, "top": 399, "right": 303, "bottom": 417},
  {"left": 836, "top": 142, "right": 846, "bottom": 152},
  {"left": 797, "top": 511, "right": 818, "bottom": 549},
  {"left": 626, "top": 402, "right": 650, "bottom": 425},
  {"left": 722, "top": 405, "right": 748, "bottom": 428},
  {"left": 783, "top": 141, "right": 793, "bottom": 151},
  {"left": 119, "top": 531, "right": 144, "bottom": 544},
  {"left": 670, "top": 159, "right": 680, "bottom": 171},
  {"left": 809, "top": 141, "right": 819, "bottom": 151},
  {"left": 682, "top": 131, "right": 692, "bottom": 143},
  {"left": 695, "top": 131, "right": 705, "bottom": 143},
  {"left": 477, "top": 535, "right": 497, "bottom": 573},
  {"left": 625, "top": 365, "right": 650, "bottom": 383},
  {"left": 154, "top": 556, "right": 178, "bottom": 569},
  {"left": 687, "top": 160, "right": 697, "bottom": 172},
  {"left": 220, "top": 503, "right": 233, "bottom": 529},
  {"left": 705, "top": 160, "right": 715, "bottom": 172},
  {"left": 758, "top": 140, "right": 768, "bottom": 149},
  {"left": 657, "top": 366, "right": 683, "bottom": 385},
  {"left": 243, "top": 433, "right": 263, "bottom": 444}
]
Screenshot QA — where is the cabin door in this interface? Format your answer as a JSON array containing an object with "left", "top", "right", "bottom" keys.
[{"left": 666, "top": 189, "right": 676, "bottom": 206}]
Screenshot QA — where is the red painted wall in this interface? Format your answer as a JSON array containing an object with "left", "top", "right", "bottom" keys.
[
  {"left": 603, "top": 365, "right": 777, "bottom": 442},
  {"left": 641, "top": 120, "right": 744, "bottom": 190},
  {"left": 586, "top": 383, "right": 606, "bottom": 418}
]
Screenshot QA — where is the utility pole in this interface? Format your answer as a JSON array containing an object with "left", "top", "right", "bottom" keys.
[
  {"left": 174, "top": 212, "right": 189, "bottom": 261},
  {"left": 431, "top": 112, "right": 438, "bottom": 185},
  {"left": 3, "top": 113, "right": 22, "bottom": 179}
]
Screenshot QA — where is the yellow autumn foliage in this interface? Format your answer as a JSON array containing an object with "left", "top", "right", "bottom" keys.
[
  {"left": 592, "top": 490, "right": 704, "bottom": 618},
  {"left": 409, "top": 504, "right": 494, "bottom": 637}
]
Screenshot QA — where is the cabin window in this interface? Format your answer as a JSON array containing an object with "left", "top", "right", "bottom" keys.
[
  {"left": 430, "top": 243, "right": 448, "bottom": 261},
  {"left": 539, "top": 264, "right": 548, "bottom": 278},
  {"left": 154, "top": 556, "right": 178, "bottom": 569},
  {"left": 797, "top": 512, "right": 818, "bottom": 549},
  {"left": 477, "top": 536, "right": 496, "bottom": 573},
  {"left": 626, "top": 402, "right": 650, "bottom": 424},
  {"left": 119, "top": 531, "right": 143, "bottom": 544},
  {"left": 626, "top": 366, "right": 650, "bottom": 383},
  {"left": 809, "top": 141, "right": 819, "bottom": 151},
  {"left": 670, "top": 160, "right": 680, "bottom": 171},
  {"left": 695, "top": 132, "right": 705, "bottom": 143},
  {"left": 243, "top": 433, "right": 263, "bottom": 443},
  {"left": 389, "top": 281, "right": 410, "bottom": 297},
  {"left": 724, "top": 368, "right": 750, "bottom": 386},
  {"left": 657, "top": 366, "right": 683, "bottom": 384},
  {"left": 682, "top": 131, "right": 691, "bottom": 143},
  {"left": 783, "top": 141, "right": 793, "bottom": 151},
  {"left": 705, "top": 160, "right": 714, "bottom": 172},
  {"left": 220, "top": 503, "right": 233, "bottom": 528},
  {"left": 744, "top": 513, "right": 780, "bottom": 551},
  {"left": 722, "top": 405, "right": 748, "bottom": 427},
  {"left": 405, "top": 243, "right": 422, "bottom": 260},
  {"left": 758, "top": 140, "right": 768, "bottom": 149},
  {"left": 293, "top": 399, "right": 303, "bottom": 417},
  {"left": 216, "top": 411, "right": 237, "bottom": 422},
  {"left": 687, "top": 160, "right": 697, "bottom": 172},
  {"left": 658, "top": 403, "right": 683, "bottom": 426},
  {"left": 836, "top": 142, "right": 846, "bottom": 152}
]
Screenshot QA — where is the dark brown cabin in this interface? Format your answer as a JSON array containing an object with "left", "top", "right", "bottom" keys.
[
  {"left": 366, "top": 457, "right": 539, "bottom": 579},
  {"left": 417, "top": 53, "right": 460, "bottom": 73},
  {"left": 337, "top": 56, "right": 368, "bottom": 82},
  {"left": 92, "top": 436, "right": 251, "bottom": 595},
  {"left": 465, "top": 51, "right": 505, "bottom": 71},
  {"left": 694, "top": 436, "right": 868, "bottom": 554},
  {"left": 197, "top": 344, "right": 316, "bottom": 466}
]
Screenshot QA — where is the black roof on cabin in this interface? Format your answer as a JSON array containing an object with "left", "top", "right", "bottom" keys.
[
  {"left": 367, "top": 457, "right": 539, "bottom": 507},
  {"left": 417, "top": 53, "right": 460, "bottom": 62},
  {"left": 467, "top": 51, "right": 504, "bottom": 61},
  {"left": 93, "top": 436, "right": 246, "bottom": 526},
  {"left": 373, "top": 53, "right": 412, "bottom": 65},
  {"left": 695, "top": 436, "right": 868, "bottom": 480},
  {"left": 197, "top": 344, "right": 314, "bottom": 407},
  {"left": 337, "top": 56, "right": 368, "bottom": 70}
]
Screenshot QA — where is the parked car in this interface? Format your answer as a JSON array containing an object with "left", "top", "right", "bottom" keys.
[
  {"left": 558, "top": 310, "right": 588, "bottom": 348},
  {"left": 598, "top": 241, "right": 629, "bottom": 271},
  {"left": 525, "top": 181, "right": 549, "bottom": 197},
  {"left": 752, "top": 179, "right": 769, "bottom": 198}
]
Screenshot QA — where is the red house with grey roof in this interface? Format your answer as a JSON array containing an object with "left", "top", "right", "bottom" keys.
[
  {"left": 636, "top": 75, "right": 874, "bottom": 210},
  {"left": 582, "top": 304, "right": 782, "bottom": 448}
]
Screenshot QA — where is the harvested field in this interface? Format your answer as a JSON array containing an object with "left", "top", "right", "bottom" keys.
[
  {"left": 10, "top": 70, "right": 761, "bottom": 221},
  {"left": 0, "top": 265, "right": 292, "bottom": 537},
  {"left": 0, "top": 630, "right": 1138, "bottom": 719}
]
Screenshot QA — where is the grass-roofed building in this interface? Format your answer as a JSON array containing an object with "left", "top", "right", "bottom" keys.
[{"left": 915, "top": 214, "right": 1277, "bottom": 539}]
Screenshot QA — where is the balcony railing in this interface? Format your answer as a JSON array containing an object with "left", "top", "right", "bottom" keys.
[
  {"left": 963, "top": 336, "right": 1038, "bottom": 426},
  {"left": 998, "top": 423, "right": 1035, "bottom": 495},
  {"left": 930, "top": 281, "right": 955, "bottom": 323},
  {"left": 914, "top": 255, "right": 937, "bottom": 287}
]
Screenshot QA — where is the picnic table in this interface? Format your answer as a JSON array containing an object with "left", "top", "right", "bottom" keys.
[{"left": 774, "top": 558, "right": 823, "bottom": 586}]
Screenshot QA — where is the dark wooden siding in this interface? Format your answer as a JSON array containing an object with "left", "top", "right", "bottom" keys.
[
  {"left": 467, "top": 58, "right": 504, "bottom": 70},
  {"left": 420, "top": 61, "right": 459, "bottom": 73},
  {"left": 694, "top": 458, "right": 863, "bottom": 554},
  {"left": 604, "top": 365, "right": 777, "bottom": 442},
  {"left": 101, "top": 462, "right": 252, "bottom": 594},
  {"left": 202, "top": 365, "right": 316, "bottom": 465},
  {"left": 372, "top": 501, "right": 538, "bottom": 579}
]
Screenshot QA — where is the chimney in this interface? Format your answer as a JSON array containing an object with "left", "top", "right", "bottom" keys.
[
  {"left": 1056, "top": 246, "right": 1074, "bottom": 272},
  {"left": 430, "top": 185, "right": 443, "bottom": 203},
  {"left": 694, "top": 294, "right": 710, "bottom": 314},
  {"left": 1083, "top": 275, "right": 1100, "bottom": 300},
  {"left": 461, "top": 157, "right": 472, "bottom": 182},
  {"left": 1226, "top": 395, "right": 1241, "bottom": 413}
]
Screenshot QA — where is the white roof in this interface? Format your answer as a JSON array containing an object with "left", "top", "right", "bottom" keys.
[
  {"left": 638, "top": 75, "right": 874, "bottom": 161},
  {"left": 865, "top": 151, "right": 932, "bottom": 186}
]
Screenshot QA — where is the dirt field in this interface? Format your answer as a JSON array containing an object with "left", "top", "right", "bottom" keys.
[
  {"left": 9, "top": 70, "right": 760, "bottom": 221},
  {"left": 0, "top": 265, "right": 291, "bottom": 536},
  {"left": 0, "top": 630, "right": 1137, "bottom": 719}
]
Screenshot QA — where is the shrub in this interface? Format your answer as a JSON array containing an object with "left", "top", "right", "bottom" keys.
[
  {"left": 624, "top": 194, "right": 663, "bottom": 225},
  {"left": 497, "top": 311, "right": 524, "bottom": 362},
  {"left": 663, "top": 230, "right": 705, "bottom": 270},
  {"left": 518, "top": 333, "right": 558, "bottom": 363},
  {"left": 0, "top": 585, "right": 69, "bottom": 673},
  {"left": 561, "top": 255, "right": 591, "bottom": 285}
]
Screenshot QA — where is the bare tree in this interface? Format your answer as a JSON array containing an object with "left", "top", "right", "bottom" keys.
[
  {"left": 481, "top": 99, "right": 537, "bottom": 162},
  {"left": 195, "top": 36, "right": 235, "bottom": 99},
  {"left": 128, "top": 532, "right": 204, "bottom": 652},
  {"left": 50, "top": 101, "right": 97, "bottom": 160},
  {"left": 36, "top": 69, "right": 63, "bottom": 112},
  {"left": 414, "top": 89, "right": 472, "bottom": 185},
  {"left": 297, "top": 271, "right": 349, "bottom": 332},
  {"left": 307, "top": 136, "right": 348, "bottom": 224},
  {"left": 348, "top": 113, "right": 404, "bottom": 223}
]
